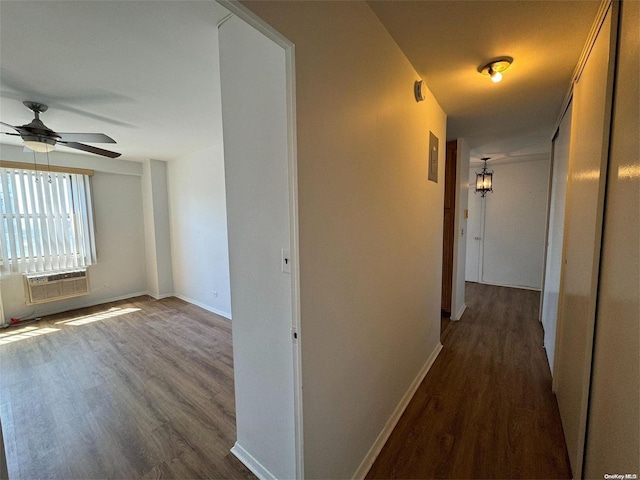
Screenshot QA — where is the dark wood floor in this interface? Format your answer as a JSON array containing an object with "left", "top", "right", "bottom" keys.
[
  {"left": 441, "top": 313, "right": 452, "bottom": 341},
  {"left": 0, "top": 296, "right": 254, "bottom": 479},
  {"left": 367, "top": 282, "right": 572, "bottom": 479},
  {"left": 1, "top": 285, "right": 572, "bottom": 479}
]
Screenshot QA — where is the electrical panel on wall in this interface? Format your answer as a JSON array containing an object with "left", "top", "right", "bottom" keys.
[{"left": 428, "top": 131, "right": 439, "bottom": 183}]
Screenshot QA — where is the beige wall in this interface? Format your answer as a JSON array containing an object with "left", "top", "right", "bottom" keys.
[
  {"left": 584, "top": 0, "right": 640, "bottom": 476},
  {"left": 241, "top": 2, "right": 446, "bottom": 478}
]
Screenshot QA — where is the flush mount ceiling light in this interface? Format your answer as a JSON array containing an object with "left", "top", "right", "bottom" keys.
[{"left": 479, "top": 57, "right": 513, "bottom": 83}]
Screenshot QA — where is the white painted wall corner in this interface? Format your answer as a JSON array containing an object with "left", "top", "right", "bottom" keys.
[{"left": 174, "top": 294, "right": 231, "bottom": 320}]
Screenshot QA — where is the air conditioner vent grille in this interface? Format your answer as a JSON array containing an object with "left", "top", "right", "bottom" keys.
[{"left": 23, "top": 269, "right": 90, "bottom": 305}]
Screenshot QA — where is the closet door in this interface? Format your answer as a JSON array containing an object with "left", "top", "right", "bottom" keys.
[
  {"left": 541, "top": 101, "right": 572, "bottom": 374},
  {"left": 583, "top": 0, "right": 640, "bottom": 475},
  {"left": 553, "top": 4, "right": 617, "bottom": 477}
]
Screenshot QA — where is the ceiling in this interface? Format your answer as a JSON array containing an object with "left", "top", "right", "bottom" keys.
[
  {"left": 1, "top": 1, "right": 600, "bottom": 163},
  {"left": 0, "top": 1, "right": 231, "bottom": 162},
  {"left": 369, "top": 0, "right": 601, "bottom": 159}
]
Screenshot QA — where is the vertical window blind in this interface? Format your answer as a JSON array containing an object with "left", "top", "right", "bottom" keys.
[{"left": 0, "top": 167, "right": 97, "bottom": 275}]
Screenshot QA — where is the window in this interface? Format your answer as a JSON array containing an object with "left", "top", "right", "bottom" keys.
[{"left": 0, "top": 166, "right": 96, "bottom": 274}]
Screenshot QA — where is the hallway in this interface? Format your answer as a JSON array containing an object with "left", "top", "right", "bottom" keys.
[{"left": 367, "top": 282, "right": 571, "bottom": 479}]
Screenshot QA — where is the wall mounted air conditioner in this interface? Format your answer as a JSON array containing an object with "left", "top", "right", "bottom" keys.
[{"left": 23, "top": 269, "right": 90, "bottom": 305}]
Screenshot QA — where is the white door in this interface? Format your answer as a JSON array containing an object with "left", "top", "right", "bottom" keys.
[{"left": 465, "top": 166, "right": 482, "bottom": 282}]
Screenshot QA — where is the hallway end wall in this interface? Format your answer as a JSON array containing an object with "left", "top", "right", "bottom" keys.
[{"left": 466, "top": 156, "right": 550, "bottom": 290}]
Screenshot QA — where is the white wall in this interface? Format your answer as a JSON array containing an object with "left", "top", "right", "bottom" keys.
[
  {"left": 142, "top": 159, "right": 174, "bottom": 298},
  {"left": 467, "top": 156, "right": 550, "bottom": 290},
  {"left": 235, "top": 2, "right": 446, "bottom": 478},
  {"left": 167, "top": 145, "right": 231, "bottom": 318},
  {"left": 219, "top": 15, "right": 296, "bottom": 480},
  {"left": 142, "top": 159, "right": 160, "bottom": 297},
  {"left": 450, "top": 138, "right": 469, "bottom": 320},
  {"left": 149, "top": 160, "right": 174, "bottom": 297},
  {"left": 0, "top": 145, "right": 147, "bottom": 320},
  {"left": 541, "top": 103, "right": 572, "bottom": 373}
]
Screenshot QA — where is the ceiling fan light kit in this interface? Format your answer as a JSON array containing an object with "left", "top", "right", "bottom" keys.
[
  {"left": 479, "top": 57, "right": 513, "bottom": 83},
  {"left": 23, "top": 138, "right": 56, "bottom": 153},
  {"left": 0, "top": 101, "right": 121, "bottom": 158}
]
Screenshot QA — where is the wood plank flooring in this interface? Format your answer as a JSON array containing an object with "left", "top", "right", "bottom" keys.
[
  {"left": 1, "top": 285, "right": 572, "bottom": 479},
  {"left": 0, "top": 296, "right": 254, "bottom": 479},
  {"left": 441, "top": 313, "right": 452, "bottom": 341},
  {"left": 367, "top": 282, "right": 572, "bottom": 479}
]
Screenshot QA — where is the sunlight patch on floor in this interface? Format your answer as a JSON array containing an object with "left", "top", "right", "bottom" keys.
[
  {"left": 0, "top": 307, "right": 142, "bottom": 347},
  {"left": 0, "top": 326, "right": 60, "bottom": 345},
  {"left": 54, "top": 307, "right": 141, "bottom": 326}
]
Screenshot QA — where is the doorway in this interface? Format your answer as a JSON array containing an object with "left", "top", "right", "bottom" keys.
[
  {"left": 441, "top": 138, "right": 470, "bottom": 334},
  {"left": 441, "top": 140, "right": 456, "bottom": 336}
]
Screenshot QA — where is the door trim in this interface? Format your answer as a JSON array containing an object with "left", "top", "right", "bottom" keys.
[{"left": 216, "top": 2, "right": 304, "bottom": 478}]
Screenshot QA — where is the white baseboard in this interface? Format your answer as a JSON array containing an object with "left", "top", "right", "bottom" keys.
[
  {"left": 174, "top": 294, "right": 231, "bottom": 320},
  {"left": 352, "top": 342, "right": 444, "bottom": 479},
  {"left": 231, "top": 442, "right": 277, "bottom": 480},
  {"left": 14, "top": 291, "right": 149, "bottom": 322},
  {"left": 146, "top": 292, "right": 174, "bottom": 300},
  {"left": 1, "top": 289, "right": 232, "bottom": 326},
  {"left": 478, "top": 280, "right": 541, "bottom": 291},
  {"left": 452, "top": 303, "right": 467, "bottom": 321}
]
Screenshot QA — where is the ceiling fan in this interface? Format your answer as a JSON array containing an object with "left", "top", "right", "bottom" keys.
[{"left": 1, "top": 101, "right": 121, "bottom": 158}]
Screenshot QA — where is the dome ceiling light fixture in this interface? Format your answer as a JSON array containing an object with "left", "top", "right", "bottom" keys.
[{"left": 479, "top": 57, "right": 513, "bottom": 83}]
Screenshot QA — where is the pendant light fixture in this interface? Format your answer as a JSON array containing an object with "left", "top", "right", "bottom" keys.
[{"left": 475, "top": 157, "right": 493, "bottom": 197}]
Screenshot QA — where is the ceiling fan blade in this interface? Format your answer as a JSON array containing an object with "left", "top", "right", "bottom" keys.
[
  {"left": 60, "top": 141, "right": 121, "bottom": 158},
  {"left": 56, "top": 132, "right": 116, "bottom": 143},
  {"left": 1, "top": 121, "right": 20, "bottom": 132},
  {"left": 2, "top": 132, "right": 20, "bottom": 137}
]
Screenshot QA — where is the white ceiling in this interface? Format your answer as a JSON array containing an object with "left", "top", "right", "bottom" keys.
[
  {"left": 0, "top": 0, "right": 231, "bottom": 162},
  {"left": 1, "top": 1, "right": 600, "bottom": 163}
]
